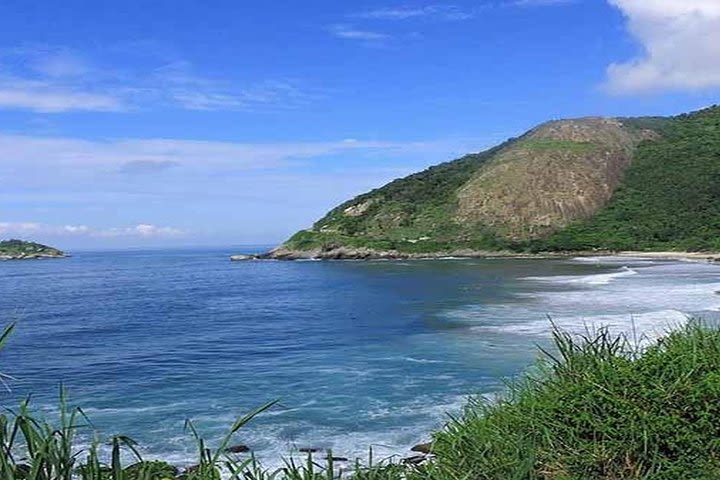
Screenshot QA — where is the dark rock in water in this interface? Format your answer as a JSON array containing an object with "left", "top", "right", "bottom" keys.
[
  {"left": 411, "top": 442, "right": 433, "bottom": 454},
  {"left": 15, "top": 464, "right": 31, "bottom": 477},
  {"left": 402, "top": 455, "right": 427, "bottom": 465},
  {"left": 327, "top": 456, "right": 348, "bottom": 462},
  {"left": 299, "top": 447, "right": 320, "bottom": 453},
  {"left": 225, "top": 444, "right": 250, "bottom": 453}
]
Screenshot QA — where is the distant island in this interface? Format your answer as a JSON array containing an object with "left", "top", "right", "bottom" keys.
[
  {"left": 0, "top": 239, "right": 66, "bottom": 260},
  {"left": 234, "top": 106, "right": 720, "bottom": 260}
]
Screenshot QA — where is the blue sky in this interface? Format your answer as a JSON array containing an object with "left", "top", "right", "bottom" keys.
[{"left": 0, "top": 0, "right": 718, "bottom": 248}]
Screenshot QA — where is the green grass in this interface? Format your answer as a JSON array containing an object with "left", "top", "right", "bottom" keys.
[
  {"left": 4, "top": 321, "right": 720, "bottom": 479},
  {"left": 427, "top": 323, "right": 720, "bottom": 479}
]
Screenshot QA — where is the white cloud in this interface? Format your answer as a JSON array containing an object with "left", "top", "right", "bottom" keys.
[
  {"left": 356, "top": 5, "right": 474, "bottom": 21},
  {"left": 606, "top": 0, "right": 720, "bottom": 94},
  {"left": 0, "top": 221, "right": 183, "bottom": 238},
  {"left": 98, "top": 224, "right": 184, "bottom": 238},
  {"left": 0, "top": 83, "right": 124, "bottom": 113},
  {"left": 509, "top": 0, "right": 575, "bottom": 6},
  {"left": 168, "top": 80, "right": 309, "bottom": 112},
  {"left": 0, "top": 134, "right": 450, "bottom": 175},
  {"left": 0, "top": 222, "right": 42, "bottom": 235},
  {"left": 0, "top": 48, "right": 313, "bottom": 113},
  {"left": 29, "top": 50, "right": 92, "bottom": 78},
  {"left": 329, "top": 25, "right": 390, "bottom": 42},
  {"left": 61, "top": 225, "right": 91, "bottom": 234}
]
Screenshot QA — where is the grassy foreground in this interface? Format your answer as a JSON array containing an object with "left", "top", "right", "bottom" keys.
[{"left": 3, "top": 322, "right": 720, "bottom": 479}]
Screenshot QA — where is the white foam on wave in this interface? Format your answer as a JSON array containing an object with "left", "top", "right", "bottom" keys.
[
  {"left": 524, "top": 266, "right": 638, "bottom": 286},
  {"left": 106, "top": 393, "right": 475, "bottom": 471},
  {"left": 449, "top": 259, "right": 720, "bottom": 348},
  {"left": 473, "top": 309, "right": 690, "bottom": 345},
  {"left": 526, "top": 277, "right": 720, "bottom": 314},
  {"left": 79, "top": 402, "right": 190, "bottom": 416},
  {"left": 402, "top": 356, "right": 452, "bottom": 364},
  {"left": 571, "top": 256, "right": 602, "bottom": 263},
  {"left": 374, "top": 355, "right": 454, "bottom": 365},
  {"left": 570, "top": 256, "right": 659, "bottom": 265}
]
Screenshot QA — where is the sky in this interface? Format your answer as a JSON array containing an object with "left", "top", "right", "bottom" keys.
[{"left": 0, "top": 0, "right": 718, "bottom": 249}]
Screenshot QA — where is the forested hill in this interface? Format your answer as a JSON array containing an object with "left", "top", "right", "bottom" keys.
[
  {"left": 266, "top": 106, "right": 719, "bottom": 259},
  {"left": 535, "top": 107, "right": 720, "bottom": 252},
  {"left": 0, "top": 239, "right": 65, "bottom": 259}
]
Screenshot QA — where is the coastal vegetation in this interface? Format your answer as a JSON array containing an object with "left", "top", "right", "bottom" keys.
[
  {"left": 0, "top": 240, "right": 65, "bottom": 260},
  {"left": 267, "top": 106, "right": 720, "bottom": 259},
  {"left": 4, "top": 321, "right": 720, "bottom": 479}
]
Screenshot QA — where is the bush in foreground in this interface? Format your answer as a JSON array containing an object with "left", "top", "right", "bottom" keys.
[
  {"left": 3, "top": 322, "right": 720, "bottom": 479},
  {"left": 429, "top": 324, "right": 720, "bottom": 479}
]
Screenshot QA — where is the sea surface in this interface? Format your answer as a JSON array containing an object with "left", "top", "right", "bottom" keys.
[{"left": 1, "top": 249, "right": 720, "bottom": 466}]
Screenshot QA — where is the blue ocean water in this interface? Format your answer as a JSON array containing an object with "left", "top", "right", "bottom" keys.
[{"left": 1, "top": 249, "right": 720, "bottom": 466}]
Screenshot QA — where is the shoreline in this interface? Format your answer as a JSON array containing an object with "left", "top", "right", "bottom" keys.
[
  {"left": 231, "top": 247, "right": 720, "bottom": 263},
  {"left": 0, "top": 253, "right": 67, "bottom": 261},
  {"left": 614, "top": 251, "right": 720, "bottom": 263}
]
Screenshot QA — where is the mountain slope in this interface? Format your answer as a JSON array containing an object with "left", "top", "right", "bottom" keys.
[
  {"left": 534, "top": 106, "right": 720, "bottom": 252},
  {"left": 267, "top": 107, "right": 718, "bottom": 259},
  {"left": 456, "top": 117, "right": 657, "bottom": 239}
]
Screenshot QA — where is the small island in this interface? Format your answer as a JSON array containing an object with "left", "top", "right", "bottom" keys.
[{"left": 0, "top": 239, "right": 66, "bottom": 260}]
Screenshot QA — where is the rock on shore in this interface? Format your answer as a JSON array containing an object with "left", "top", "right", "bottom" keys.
[{"left": 230, "top": 245, "right": 539, "bottom": 261}]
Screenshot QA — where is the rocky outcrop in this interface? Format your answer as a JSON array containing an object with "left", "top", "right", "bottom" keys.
[{"left": 231, "top": 246, "right": 551, "bottom": 261}]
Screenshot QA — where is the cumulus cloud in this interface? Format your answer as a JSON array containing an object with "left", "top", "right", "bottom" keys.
[
  {"left": 0, "top": 222, "right": 183, "bottom": 238},
  {"left": 606, "top": 0, "right": 720, "bottom": 94}
]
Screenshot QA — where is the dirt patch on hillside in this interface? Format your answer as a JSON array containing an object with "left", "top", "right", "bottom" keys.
[{"left": 456, "top": 118, "right": 658, "bottom": 240}]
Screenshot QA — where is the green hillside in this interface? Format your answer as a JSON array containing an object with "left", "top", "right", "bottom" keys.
[
  {"left": 285, "top": 140, "right": 515, "bottom": 254},
  {"left": 0, "top": 239, "right": 65, "bottom": 259},
  {"left": 532, "top": 106, "right": 720, "bottom": 252},
  {"left": 272, "top": 106, "right": 719, "bottom": 258}
]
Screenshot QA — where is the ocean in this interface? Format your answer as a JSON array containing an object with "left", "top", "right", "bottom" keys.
[{"left": 1, "top": 249, "right": 719, "bottom": 466}]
